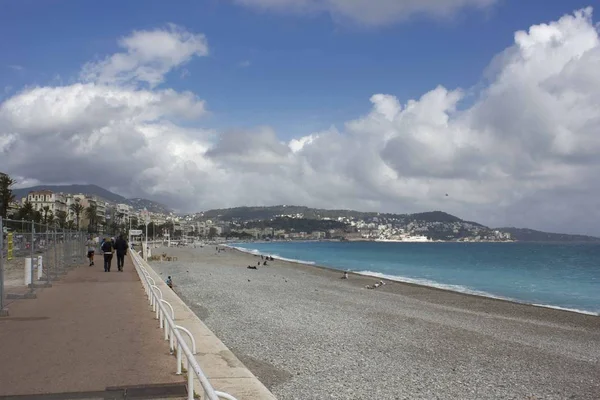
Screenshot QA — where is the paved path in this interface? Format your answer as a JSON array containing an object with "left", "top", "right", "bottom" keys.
[{"left": 0, "top": 253, "right": 184, "bottom": 397}]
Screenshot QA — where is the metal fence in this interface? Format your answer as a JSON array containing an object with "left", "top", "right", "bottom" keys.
[
  {"left": 0, "top": 217, "right": 87, "bottom": 315},
  {"left": 130, "top": 249, "right": 238, "bottom": 400}
]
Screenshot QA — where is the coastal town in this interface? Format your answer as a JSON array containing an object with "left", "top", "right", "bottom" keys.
[{"left": 2, "top": 186, "right": 513, "bottom": 242}]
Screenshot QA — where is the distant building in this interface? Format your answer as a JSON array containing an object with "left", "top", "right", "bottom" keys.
[{"left": 24, "top": 190, "right": 67, "bottom": 215}]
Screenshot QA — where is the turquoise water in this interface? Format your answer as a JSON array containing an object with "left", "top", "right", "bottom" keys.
[{"left": 231, "top": 241, "right": 600, "bottom": 315}]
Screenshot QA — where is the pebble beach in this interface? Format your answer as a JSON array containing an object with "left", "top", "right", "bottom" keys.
[{"left": 149, "top": 245, "right": 600, "bottom": 400}]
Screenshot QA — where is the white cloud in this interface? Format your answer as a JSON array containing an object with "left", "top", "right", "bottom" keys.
[
  {"left": 8, "top": 65, "right": 24, "bottom": 71},
  {"left": 1, "top": 9, "right": 600, "bottom": 235},
  {"left": 81, "top": 24, "right": 208, "bottom": 87},
  {"left": 233, "top": 0, "right": 497, "bottom": 26},
  {"left": 239, "top": 60, "right": 252, "bottom": 68}
]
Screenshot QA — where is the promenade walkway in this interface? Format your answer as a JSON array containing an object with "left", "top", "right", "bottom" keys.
[{"left": 0, "top": 254, "right": 186, "bottom": 399}]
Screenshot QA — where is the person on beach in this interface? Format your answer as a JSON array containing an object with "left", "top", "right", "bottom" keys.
[
  {"left": 366, "top": 280, "right": 385, "bottom": 289},
  {"left": 101, "top": 238, "right": 114, "bottom": 272},
  {"left": 86, "top": 237, "right": 96, "bottom": 266},
  {"left": 114, "top": 234, "right": 128, "bottom": 272},
  {"left": 166, "top": 276, "right": 173, "bottom": 289},
  {"left": 341, "top": 271, "right": 348, "bottom": 279}
]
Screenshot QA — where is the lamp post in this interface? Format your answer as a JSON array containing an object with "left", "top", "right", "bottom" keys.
[{"left": 143, "top": 208, "right": 149, "bottom": 261}]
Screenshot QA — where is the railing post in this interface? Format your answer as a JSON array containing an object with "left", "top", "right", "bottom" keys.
[
  {"left": 187, "top": 369, "right": 194, "bottom": 400},
  {"left": 176, "top": 341, "right": 182, "bottom": 375}
]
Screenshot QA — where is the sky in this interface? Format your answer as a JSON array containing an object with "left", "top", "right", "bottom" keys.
[{"left": 0, "top": 0, "right": 599, "bottom": 235}]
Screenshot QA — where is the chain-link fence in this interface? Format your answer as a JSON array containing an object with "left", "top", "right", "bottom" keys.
[{"left": 0, "top": 217, "right": 87, "bottom": 314}]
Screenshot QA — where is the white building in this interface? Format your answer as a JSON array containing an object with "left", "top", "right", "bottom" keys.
[
  {"left": 116, "top": 203, "right": 131, "bottom": 218},
  {"left": 25, "top": 190, "right": 67, "bottom": 215}
]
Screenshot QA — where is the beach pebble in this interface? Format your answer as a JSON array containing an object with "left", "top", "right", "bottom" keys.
[{"left": 149, "top": 246, "right": 600, "bottom": 400}]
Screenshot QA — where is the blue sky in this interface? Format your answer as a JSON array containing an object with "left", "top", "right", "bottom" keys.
[
  {"left": 0, "top": 0, "right": 592, "bottom": 139},
  {"left": 1, "top": 1, "right": 600, "bottom": 233}
]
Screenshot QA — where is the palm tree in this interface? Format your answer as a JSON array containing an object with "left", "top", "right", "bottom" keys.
[
  {"left": 17, "top": 201, "right": 35, "bottom": 221},
  {"left": 55, "top": 210, "right": 67, "bottom": 228},
  {"left": 69, "top": 202, "right": 84, "bottom": 230},
  {"left": 44, "top": 210, "right": 54, "bottom": 225},
  {"left": 0, "top": 172, "right": 16, "bottom": 219},
  {"left": 42, "top": 205, "right": 51, "bottom": 224},
  {"left": 85, "top": 204, "right": 98, "bottom": 233}
]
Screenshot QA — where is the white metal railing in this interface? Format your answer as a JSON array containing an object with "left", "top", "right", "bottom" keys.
[{"left": 130, "top": 250, "right": 239, "bottom": 400}]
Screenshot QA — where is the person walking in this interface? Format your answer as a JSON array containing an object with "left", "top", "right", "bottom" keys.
[
  {"left": 86, "top": 237, "right": 96, "bottom": 266},
  {"left": 114, "top": 234, "right": 128, "bottom": 272},
  {"left": 101, "top": 237, "right": 114, "bottom": 272}
]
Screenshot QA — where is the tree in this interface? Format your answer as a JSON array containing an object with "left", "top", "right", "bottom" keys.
[
  {"left": 85, "top": 204, "right": 98, "bottom": 233},
  {"left": 208, "top": 227, "right": 218, "bottom": 239},
  {"left": 0, "top": 172, "right": 16, "bottom": 219},
  {"left": 42, "top": 205, "right": 52, "bottom": 224},
  {"left": 17, "top": 201, "right": 35, "bottom": 221},
  {"left": 40, "top": 206, "right": 54, "bottom": 226},
  {"left": 33, "top": 210, "right": 42, "bottom": 224},
  {"left": 55, "top": 210, "right": 67, "bottom": 228},
  {"left": 70, "top": 201, "right": 84, "bottom": 229}
]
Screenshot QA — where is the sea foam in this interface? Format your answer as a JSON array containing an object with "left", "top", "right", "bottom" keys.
[{"left": 226, "top": 245, "right": 316, "bottom": 265}]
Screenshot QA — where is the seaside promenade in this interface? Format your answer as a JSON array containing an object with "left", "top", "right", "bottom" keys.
[{"left": 0, "top": 255, "right": 186, "bottom": 399}]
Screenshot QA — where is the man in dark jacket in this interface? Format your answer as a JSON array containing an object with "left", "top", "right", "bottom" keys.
[
  {"left": 114, "top": 234, "right": 128, "bottom": 272},
  {"left": 101, "top": 238, "right": 114, "bottom": 272}
]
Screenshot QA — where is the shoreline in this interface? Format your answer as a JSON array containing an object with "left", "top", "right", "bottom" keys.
[{"left": 225, "top": 243, "right": 600, "bottom": 318}]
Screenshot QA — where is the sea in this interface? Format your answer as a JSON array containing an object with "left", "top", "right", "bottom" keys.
[{"left": 231, "top": 241, "right": 600, "bottom": 316}]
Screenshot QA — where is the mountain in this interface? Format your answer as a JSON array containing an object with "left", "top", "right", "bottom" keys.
[
  {"left": 12, "top": 184, "right": 171, "bottom": 213},
  {"left": 127, "top": 198, "right": 171, "bottom": 214},
  {"left": 202, "top": 206, "right": 473, "bottom": 224},
  {"left": 497, "top": 228, "right": 600, "bottom": 242},
  {"left": 201, "top": 205, "right": 377, "bottom": 221},
  {"left": 13, "top": 184, "right": 125, "bottom": 203},
  {"left": 200, "top": 206, "right": 599, "bottom": 242}
]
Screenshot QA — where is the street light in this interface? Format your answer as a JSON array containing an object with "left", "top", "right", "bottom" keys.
[{"left": 142, "top": 208, "right": 149, "bottom": 261}]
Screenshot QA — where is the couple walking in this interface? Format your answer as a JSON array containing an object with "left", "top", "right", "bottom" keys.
[{"left": 101, "top": 235, "right": 128, "bottom": 272}]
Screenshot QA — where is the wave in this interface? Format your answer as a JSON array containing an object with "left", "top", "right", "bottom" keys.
[
  {"left": 357, "top": 270, "right": 599, "bottom": 316},
  {"left": 356, "top": 270, "right": 510, "bottom": 300},
  {"left": 225, "top": 245, "right": 316, "bottom": 265},
  {"left": 531, "top": 304, "right": 599, "bottom": 316}
]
